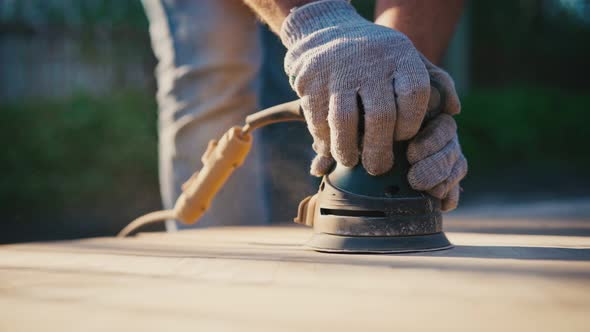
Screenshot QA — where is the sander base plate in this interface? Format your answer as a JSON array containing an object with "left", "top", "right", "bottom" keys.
[{"left": 305, "top": 232, "right": 453, "bottom": 254}]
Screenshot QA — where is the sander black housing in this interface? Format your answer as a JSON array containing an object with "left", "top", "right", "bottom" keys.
[{"left": 295, "top": 141, "right": 451, "bottom": 253}]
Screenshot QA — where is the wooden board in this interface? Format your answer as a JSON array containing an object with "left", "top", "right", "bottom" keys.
[{"left": 1, "top": 217, "right": 589, "bottom": 332}]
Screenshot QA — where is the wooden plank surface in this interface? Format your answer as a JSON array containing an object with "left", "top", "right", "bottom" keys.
[{"left": 1, "top": 217, "right": 589, "bottom": 332}]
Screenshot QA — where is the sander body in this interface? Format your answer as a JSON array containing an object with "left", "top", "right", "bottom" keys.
[{"left": 295, "top": 142, "right": 450, "bottom": 253}]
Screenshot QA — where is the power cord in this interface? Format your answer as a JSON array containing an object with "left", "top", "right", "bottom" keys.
[{"left": 117, "top": 210, "right": 175, "bottom": 238}]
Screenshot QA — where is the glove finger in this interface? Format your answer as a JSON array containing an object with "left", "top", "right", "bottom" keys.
[
  {"left": 393, "top": 53, "right": 430, "bottom": 140},
  {"left": 408, "top": 137, "right": 460, "bottom": 191},
  {"left": 301, "top": 93, "right": 332, "bottom": 164},
  {"left": 310, "top": 154, "right": 335, "bottom": 177},
  {"left": 420, "top": 54, "right": 461, "bottom": 116},
  {"left": 441, "top": 185, "right": 461, "bottom": 212},
  {"left": 407, "top": 114, "right": 457, "bottom": 164},
  {"left": 359, "top": 82, "right": 396, "bottom": 175},
  {"left": 328, "top": 90, "right": 360, "bottom": 167},
  {"left": 426, "top": 154, "right": 468, "bottom": 199}
]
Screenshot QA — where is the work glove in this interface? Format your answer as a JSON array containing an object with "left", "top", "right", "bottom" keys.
[
  {"left": 406, "top": 56, "right": 466, "bottom": 212},
  {"left": 407, "top": 113, "right": 467, "bottom": 211},
  {"left": 281, "top": 0, "right": 437, "bottom": 176}
]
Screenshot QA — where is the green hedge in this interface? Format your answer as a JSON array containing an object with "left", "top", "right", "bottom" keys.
[
  {"left": 458, "top": 86, "right": 590, "bottom": 171},
  {"left": 0, "top": 90, "right": 158, "bottom": 217}
]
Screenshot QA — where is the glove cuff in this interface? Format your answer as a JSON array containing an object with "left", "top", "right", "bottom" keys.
[{"left": 280, "top": 0, "right": 361, "bottom": 48}]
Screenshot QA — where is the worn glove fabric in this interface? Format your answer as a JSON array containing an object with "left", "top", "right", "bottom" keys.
[
  {"left": 407, "top": 56, "right": 465, "bottom": 211},
  {"left": 407, "top": 113, "right": 467, "bottom": 211},
  {"left": 281, "top": 0, "right": 432, "bottom": 176}
]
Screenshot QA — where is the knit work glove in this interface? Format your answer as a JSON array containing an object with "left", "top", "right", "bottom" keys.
[
  {"left": 407, "top": 113, "right": 467, "bottom": 212},
  {"left": 281, "top": 0, "right": 434, "bottom": 176},
  {"left": 406, "top": 56, "right": 466, "bottom": 212}
]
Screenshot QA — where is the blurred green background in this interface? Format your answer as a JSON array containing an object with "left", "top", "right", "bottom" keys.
[{"left": 1, "top": 0, "right": 589, "bottom": 242}]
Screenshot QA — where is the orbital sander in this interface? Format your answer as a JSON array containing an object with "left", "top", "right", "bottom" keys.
[{"left": 119, "top": 82, "right": 452, "bottom": 254}]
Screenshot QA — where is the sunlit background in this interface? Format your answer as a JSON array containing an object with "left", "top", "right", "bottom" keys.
[{"left": 1, "top": 0, "right": 589, "bottom": 243}]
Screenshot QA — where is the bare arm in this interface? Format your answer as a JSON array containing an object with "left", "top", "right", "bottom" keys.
[
  {"left": 375, "top": 0, "right": 464, "bottom": 64},
  {"left": 242, "top": 0, "right": 322, "bottom": 34}
]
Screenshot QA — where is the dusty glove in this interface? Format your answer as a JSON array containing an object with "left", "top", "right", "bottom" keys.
[
  {"left": 407, "top": 113, "right": 467, "bottom": 212},
  {"left": 281, "top": 0, "right": 433, "bottom": 176},
  {"left": 406, "top": 55, "right": 465, "bottom": 212}
]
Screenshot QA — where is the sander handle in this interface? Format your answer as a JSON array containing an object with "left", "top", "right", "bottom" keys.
[{"left": 242, "top": 100, "right": 304, "bottom": 134}]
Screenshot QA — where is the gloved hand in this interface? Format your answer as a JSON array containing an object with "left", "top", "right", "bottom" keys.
[
  {"left": 281, "top": 0, "right": 435, "bottom": 176},
  {"left": 407, "top": 112, "right": 467, "bottom": 211},
  {"left": 406, "top": 56, "right": 466, "bottom": 212}
]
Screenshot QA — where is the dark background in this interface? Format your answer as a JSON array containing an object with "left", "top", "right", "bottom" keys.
[{"left": 1, "top": 0, "right": 589, "bottom": 243}]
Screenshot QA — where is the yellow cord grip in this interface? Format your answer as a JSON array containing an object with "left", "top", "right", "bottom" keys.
[{"left": 173, "top": 126, "right": 252, "bottom": 225}]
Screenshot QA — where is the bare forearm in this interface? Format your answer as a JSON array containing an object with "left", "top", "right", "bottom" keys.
[
  {"left": 375, "top": 0, "right": 464, "bottom": 64},
  {"left": 242, "top": 0, "right": 320, "bottom": 34}
]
